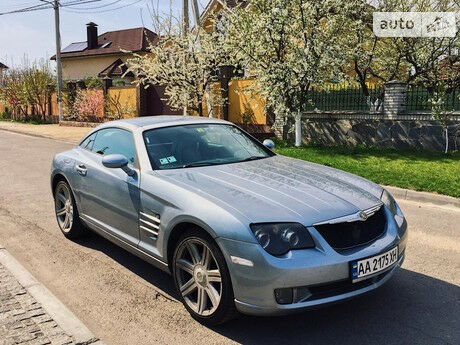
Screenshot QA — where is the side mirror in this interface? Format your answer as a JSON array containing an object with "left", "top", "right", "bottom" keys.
[
  {"left": 263, "top": 139, "right": 275, "bottom": 150},
  {"left": 102, "top": 154, "right": 135, "bottom": 176}
]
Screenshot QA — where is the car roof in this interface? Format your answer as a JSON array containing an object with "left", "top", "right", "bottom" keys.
[{"left": 99, "top": 115, "right": 231, "bottom": 131}]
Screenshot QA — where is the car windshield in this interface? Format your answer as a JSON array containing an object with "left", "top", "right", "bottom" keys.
[{"left": 143, "top": 124, "right": 274, "bottom": 170}]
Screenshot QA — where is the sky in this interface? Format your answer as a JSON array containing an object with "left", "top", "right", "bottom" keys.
[{"left": 0, "top": 0, "right": 208, "bottom": 68}]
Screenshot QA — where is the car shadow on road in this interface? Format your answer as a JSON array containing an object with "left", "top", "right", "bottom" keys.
[
  {"left": 73, "top": 231, "right": 178, "bottom": 299},
  {"left": 211, "top": 269, "right": 460, "bottom": 345},
  {"left": 73, "top": 232, "right": 459, "bottom": 345}
]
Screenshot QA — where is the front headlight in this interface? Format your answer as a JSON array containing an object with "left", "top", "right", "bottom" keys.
[
  {"left": 250, "top": 223, "right": 315, "bottom": 256},
  {"left": 381, "top": 189, "right": 397, "bottom": 215}
]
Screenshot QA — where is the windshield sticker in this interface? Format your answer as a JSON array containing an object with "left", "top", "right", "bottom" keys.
[
  {"left": 167, "top": 156, "right": 177, "bottom": 163},
  {"left": 159, "top": 158, "right": 169, "bottom": 165}
]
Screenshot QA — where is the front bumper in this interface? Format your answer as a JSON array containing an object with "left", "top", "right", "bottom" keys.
[{"left": 216, "top": 207, "right": 408, "bottom": 316}]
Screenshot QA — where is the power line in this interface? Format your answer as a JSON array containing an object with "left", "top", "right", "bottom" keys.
[
  {"left": 0, "top": 0, "right": 102, "bottom": 16},
  {"left": 62, "top": 0, "right": 145, "bottom": 14},
  {"left": 0, "top": 3, "right": 50, "bottom": 16},
  {"left": 64, "top": 0, "right": 123, "bottom": 10}
]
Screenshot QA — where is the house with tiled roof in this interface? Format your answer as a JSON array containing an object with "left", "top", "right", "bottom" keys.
[{"left": 51, "top": 22, "right": 157, "bottom": 81}]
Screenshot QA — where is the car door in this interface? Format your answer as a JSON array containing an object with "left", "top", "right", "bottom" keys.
[{"left": 76, "top": 127, "right": 140, "bottom": 246}]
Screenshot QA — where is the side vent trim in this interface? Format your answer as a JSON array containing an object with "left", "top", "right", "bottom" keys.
[
  {"left": 140, "top": 225, "right": 158, "bottom": 237},
  {"left": 140, "top": 212, "right": 160, "bottom": 224},
  {"left": 140, "top": 211, "right": 161, "bottom": 238},
  {"left": 140, "top": 218, "right": 160, "bottom": 230}
]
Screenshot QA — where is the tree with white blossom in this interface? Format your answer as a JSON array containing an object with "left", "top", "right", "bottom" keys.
[
  {"left": 126, "top": 14, "right": 230, "bottom": 117},
  {"left": 223, "top": 0, "right": 368, "bottom": 145}
]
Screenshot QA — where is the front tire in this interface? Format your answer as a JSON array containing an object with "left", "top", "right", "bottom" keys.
[
  {"left": 54, "top": 180, "right": 86, "bottom": 239},
  {"left": 172, "top": 228, "right": 238, "bottom": 325}
]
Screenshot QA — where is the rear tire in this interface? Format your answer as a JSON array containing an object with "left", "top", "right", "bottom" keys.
[
  {"left": 54, "top": 180, "right": 86, "bottom": 239},
  {"left": 172, "top": 228, "right": 238, "bottom": 325}
]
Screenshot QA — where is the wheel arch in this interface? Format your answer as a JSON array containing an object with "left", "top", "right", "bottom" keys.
[
  {"left": 166, "top": 221, "right": 216, "bottom": 273},
  {"left": 51, "top": 173, "right": 81, "bottom": 212},
  {"left": 52, "top": 173, "right": 70, "bottom": 194}
]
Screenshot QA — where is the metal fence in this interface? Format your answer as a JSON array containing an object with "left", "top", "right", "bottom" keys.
[
  {"left": 304, "top": 84, "right": 459, "bottom": 113},
  {"left": 406, "top": 86, "right": 460, "bottom": 112},
  {"left": 305, "top": 84, "right": 384, "bottom": 112}
]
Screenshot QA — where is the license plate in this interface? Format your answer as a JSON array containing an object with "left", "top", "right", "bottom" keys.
[{"left": 351, "top": 246, "right": 398, "bottom": 282}]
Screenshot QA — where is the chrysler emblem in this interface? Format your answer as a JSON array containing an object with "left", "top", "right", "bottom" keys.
[{"left": 359, "top": 211, "right": 368, "bottom": 221}]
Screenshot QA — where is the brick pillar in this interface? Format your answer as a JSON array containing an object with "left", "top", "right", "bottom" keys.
[{"left": 384, "top": 81, "right": 407, "bottom": 118}]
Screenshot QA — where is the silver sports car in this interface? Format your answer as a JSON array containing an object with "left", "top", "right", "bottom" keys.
[{"left": 51, "top": 116, "right": 407, "bottom": 325}]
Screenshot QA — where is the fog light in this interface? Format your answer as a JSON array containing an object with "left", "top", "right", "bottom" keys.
[{"left": 274, "top": 288, "right": 293, "bottom": 304}]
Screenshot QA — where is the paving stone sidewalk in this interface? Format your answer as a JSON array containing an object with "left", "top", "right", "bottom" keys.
[{"left": 0, "top": 263, "right": 75, "bottom": 345}]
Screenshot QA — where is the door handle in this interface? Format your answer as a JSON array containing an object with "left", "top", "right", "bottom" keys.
[{"left": 76, "top": 164, "right": 87, "bottom": 176}]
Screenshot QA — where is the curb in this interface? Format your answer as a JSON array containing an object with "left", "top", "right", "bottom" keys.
[
  {"left": 0, "top": 246, "right": 104, "bottom": 345},
  {"left": 0, "top": 126, "right": 79, "bottom": 144},
  {"left": 385, "top": 185, "right": 460, "bottom": 209}
]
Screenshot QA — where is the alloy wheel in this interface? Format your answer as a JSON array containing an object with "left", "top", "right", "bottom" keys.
[
  {"left": 55, "top": 183, "right": 74, "bottom": 232},
  {"left": 175, "top": 238, "right": 223, "bottom": 316}
]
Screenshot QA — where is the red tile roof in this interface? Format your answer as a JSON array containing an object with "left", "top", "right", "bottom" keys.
[{"left": 51, "top": 27, "right": 158, "bottom": 60}]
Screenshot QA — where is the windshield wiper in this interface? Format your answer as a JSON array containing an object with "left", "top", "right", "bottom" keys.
[
  {"left": 179, "top": 156, "right": 265, "bottom": 169},
  {"left": 181, "top": 161, "right": 223, "bottom": 168},
  {"left": 238, "top": 156, "right": 267, "bottom": 162}
]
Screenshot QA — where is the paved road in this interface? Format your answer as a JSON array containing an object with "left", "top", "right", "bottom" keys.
[{"left": 0, "top": 130, "right": 459, "bottom": 345}]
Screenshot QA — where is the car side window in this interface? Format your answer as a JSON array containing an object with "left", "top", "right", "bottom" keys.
[
  {"left": 80, "top": 132, "right": 97, "bottom": 151},
  {"left": 91, "top": 128, "right": 137, "bottom": 166}
]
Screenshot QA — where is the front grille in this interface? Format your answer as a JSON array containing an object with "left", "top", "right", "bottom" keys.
[{"left": 314, "top": 206, "right": 387, "bottom": 250}]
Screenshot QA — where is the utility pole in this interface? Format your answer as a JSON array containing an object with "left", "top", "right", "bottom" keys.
[
  {"left": 41, "top": 0, "right": 63, "bottom": 122},
  {"left": 182, "top": 0, "right": 189, "bottom": 116},
  {"left": 182, "top": 0, "right": 189, "bottom": 36},
  {"left": 191, "top": 0, "right": 200, "bottom": 31},
  {"left": 53, "top": 0, "right": 63, "bottom": 123}
]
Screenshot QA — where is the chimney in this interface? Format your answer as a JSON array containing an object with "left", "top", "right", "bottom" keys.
[{"left": 86, "top": 22, "right": 98, "bottom": 49}]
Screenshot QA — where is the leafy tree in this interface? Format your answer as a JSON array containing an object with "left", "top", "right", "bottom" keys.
[
  {"left": 351, "top": 0, "right": 459, "bottom": 84},
  {"left": 224, "top": 0, "right": 368, "bottom": 145},
  {"left": 22, "top": 63, "right": 55, "bottom": 121},
  {"left": 0, "top": 69, "right": 28, "bottom": 119},
  {"left": 0, "top": 62, "right": 55, "bottom": 122}
]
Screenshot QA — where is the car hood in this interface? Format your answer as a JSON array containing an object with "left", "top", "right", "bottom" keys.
[{"left": 158, "top": 155, "right": 383, "bottom": 225}]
